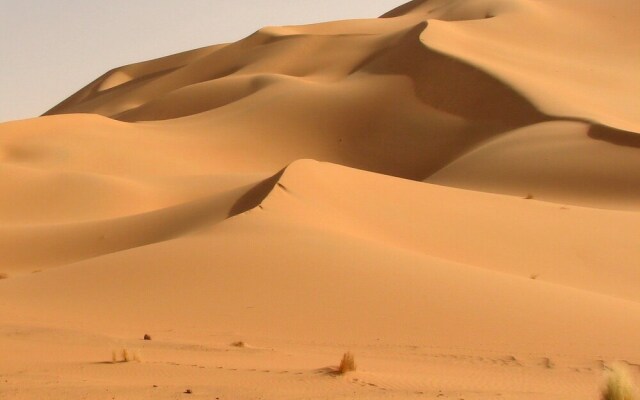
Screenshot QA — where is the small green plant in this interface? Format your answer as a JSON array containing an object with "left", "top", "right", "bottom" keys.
[{"left": 602, "top": 364, "right": 638, "bottom": 400}]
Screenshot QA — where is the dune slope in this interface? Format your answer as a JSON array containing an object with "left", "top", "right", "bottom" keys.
[{"left": 40, "top": 0, "right": 640, "bottom": 207}]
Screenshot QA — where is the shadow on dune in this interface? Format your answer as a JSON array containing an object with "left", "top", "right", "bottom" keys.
[
  {"left": 353, "top": 22, "right": 548, "bottom": 126},
  {"left": 46, "top": 19, "right": 549, "bottom": 128},
  {"left": 228, "top": 168, "right": 286, "bottom": 217},
  {"left": 44, "top": 67, "right": 186, "bottom": 117},
  {"left": 588, "top": 124, "right": 640, "bottom": 148},
  {"left": 314, "top": 367, "right": 343, "bottom": 377}
]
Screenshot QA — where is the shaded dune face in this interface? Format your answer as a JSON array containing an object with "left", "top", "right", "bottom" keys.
[{"left": 46, "top": 20, "right": 545, "bottom": 127}]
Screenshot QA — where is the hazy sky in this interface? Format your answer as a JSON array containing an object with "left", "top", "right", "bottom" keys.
[{"left": 0, "top": 1, "right": 406, "bottom": 122}]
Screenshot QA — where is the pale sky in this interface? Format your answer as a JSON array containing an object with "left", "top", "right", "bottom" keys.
[{"left": 0, "top": 1, "right": 407, "bottom": 122}]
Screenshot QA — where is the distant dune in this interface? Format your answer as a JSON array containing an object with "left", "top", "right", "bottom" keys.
[{"left": 1, "top": 1, "right": 639, "bottom": 399}]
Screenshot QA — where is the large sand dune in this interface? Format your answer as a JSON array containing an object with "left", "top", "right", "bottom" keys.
[{"left": 1, "top": 0, "right": 639, "bottom": 398}]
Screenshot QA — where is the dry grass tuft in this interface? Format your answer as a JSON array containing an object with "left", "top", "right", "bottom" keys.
[
  {"left": 602, "top": 364, "right": 638, "bottom": 400},
  {"left": 338, "top": 352, "right": 356, "bottom": 374},
  {"left": 111, "top": 349, "right": 141, "bottom": 363}
]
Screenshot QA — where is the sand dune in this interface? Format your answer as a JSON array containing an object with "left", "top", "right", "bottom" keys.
[
  {"left": 37, "top": 0, "right": 640, "bottom": 206},
  {"left": 1, "top": 0, "right": 639, "bottom": 399}
]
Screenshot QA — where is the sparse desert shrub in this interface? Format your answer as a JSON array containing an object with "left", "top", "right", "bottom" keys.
[
  {"left": 602, "top": 365, "right": 638, "bottom": 400},
  {"left": 524, "top": 193, "right": 534, "bottom": 200},
  {"left": 111, "top": 349, "right": 141, "bottom": 363},
  {"left": 143, "top": 334, "right": 151, "bottom": 341},
  {"left": 231, "top": 341, "right": 246, "bottom": 348},
  {"left": 0, "top": 273, "right": 7, "bottom": 280},
  {"left": 338, "top": 352, "right": 356, "bottom": 374}
]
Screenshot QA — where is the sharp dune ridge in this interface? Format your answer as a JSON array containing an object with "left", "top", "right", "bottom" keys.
[{"left": 1, "top": 0, "right": 639, "bottom": 399}]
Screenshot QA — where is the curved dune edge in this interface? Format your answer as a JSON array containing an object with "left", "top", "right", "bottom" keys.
[
  {"left": 0, "top": 171, "right": 278, "bottom": 273},
  {"left": 2, "top": 158, "right": 639, "bottom": 305},
  {"left": 1, "top": 155, "right": 638, "bottom": 276},
  {"left": 427, "top": 120, "right": 640, "bottom": 209},
  {"left": 383, "top": 0, "right": 640, "bottom": 133},
  {"left": 43, "top": 19, "right": 548, "bottom": 126},
  {"left": 0, "top": 161, "right": 638, "bottom": 400}
]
